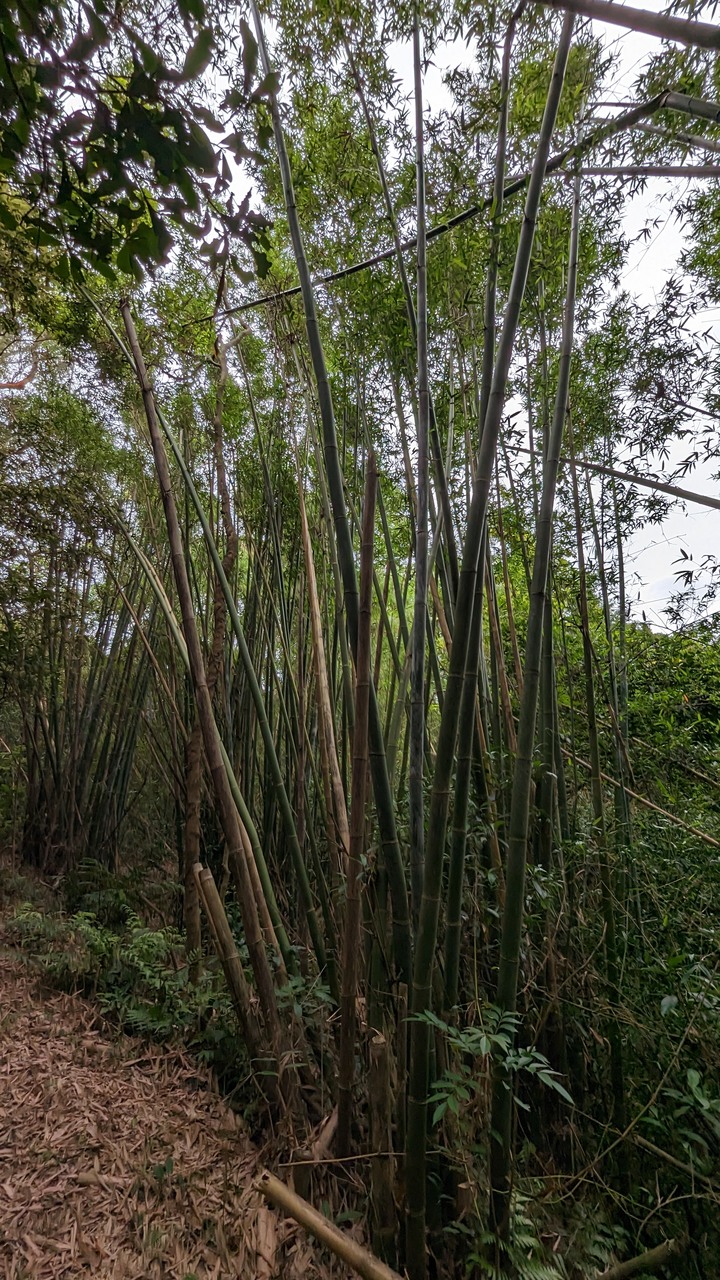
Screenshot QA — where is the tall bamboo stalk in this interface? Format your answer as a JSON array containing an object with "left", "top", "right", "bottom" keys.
[
  {"left": 445, "top": 53, "right": 522, "bottom": 986},
  {"left": 585, "top": 469, "right": 633, "bottom": 850},
  {"left": 341, "top": 25, "right": 459, "bottom": 604},
  {"left": 249, "top": 0, "right": 411, "bottom": 985},
  {"left": 409, "top": 11, "right": 430, "bottom": 927},
  {"left": 405, "top": 22, "right": 575, "bottom": 1276},
  {"left": 184, "top": 337, "right": 236, "bottom": 981},
  {"left": 537, "top": 294, "right": 558, "bottom": 869},
  {"left": 297, "top": 448, "right": 350, "bottom": 880},
  {"left": 338, "top": 453, "right": 377, "bottom": 1155},
  {"left": 488, "top": 168, "right": 582, "bottom": 1251},
  {"left": 567, "top": 415, "right": 627, "bottom": 1139}
]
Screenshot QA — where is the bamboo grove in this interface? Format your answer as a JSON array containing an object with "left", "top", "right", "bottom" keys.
[{"left": 3, "top": 0, "right": 720, "bottom": 1276}]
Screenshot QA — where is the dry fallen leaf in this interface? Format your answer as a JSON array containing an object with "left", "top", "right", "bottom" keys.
[{"left": 0, "top": 950, "right": 357, "bottom": 1280}]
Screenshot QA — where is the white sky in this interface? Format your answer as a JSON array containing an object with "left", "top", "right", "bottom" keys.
[
  {"left": 388, "top": 6, "right": 720, "bottom": 630},
  {"left": 594, "top": 11, "right": 720, "bottom": 629}
]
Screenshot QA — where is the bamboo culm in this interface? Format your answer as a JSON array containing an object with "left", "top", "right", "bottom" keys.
[
  {"left": 409, "top": 12, "right": 430, "bottom": 927},
  {"left": 249, "top": 0, "right": 412, "bottom": 986},
  {"left": 444, "top": 1, "right": 524, "bottom": 1007},
  {"left": 567, "top": 415, "right": 627, "bottom": 1147},
  {"left": 337, "top": 454, "right": 377, "bottom": 1155},
  {"left": 488, "top": 168, "right": 582, "bottom": 1249},
  {"left": 405, "top": 19, "right": 575, "bottom": 1279}
]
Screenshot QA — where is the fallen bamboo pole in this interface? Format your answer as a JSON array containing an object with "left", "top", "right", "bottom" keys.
[
  {"left": 561, "top": 749, "right": 720, "bottom": 849},
  {"left": 597, "top": 1236, "right": 684, "bottom": 1279},
  {"left": 255, "top": 1169, "right": 404, "bottom": 1280}
]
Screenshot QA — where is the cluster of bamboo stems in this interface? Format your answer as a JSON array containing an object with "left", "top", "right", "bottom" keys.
[{"left": 11, "top": 1, "right": 720, "bottom": 1274}]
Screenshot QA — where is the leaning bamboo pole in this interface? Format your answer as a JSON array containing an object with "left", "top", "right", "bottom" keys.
[
  {"left": 537, "top": 0, "right": 720, "bottom": 49},
  {"left": 89, "top": 307, "right": 300, "bottom": 978},
  {"left": 563, "top": 749, "right": 720, "bottom": 849},
  {"left": 193, "top": 863, "right": 265, "bottom": 1072},
  {"left": 509, "top": 443, "right": 720, "bottom": 513}
]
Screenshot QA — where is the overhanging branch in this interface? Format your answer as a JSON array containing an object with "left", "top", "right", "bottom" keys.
[
  {"left": 536, "top": 0, "right": 720, "bottom": 50},
  {"left": 202, "top": 90, "right": 719, "bottom": 324},
  {"left": 508, "top": 443, "right": 720, "bottom": 514}
]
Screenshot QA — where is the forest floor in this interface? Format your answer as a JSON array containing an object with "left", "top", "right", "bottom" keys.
[{"left": 0, "top": 950, "right": 338, "bottom": 1279}]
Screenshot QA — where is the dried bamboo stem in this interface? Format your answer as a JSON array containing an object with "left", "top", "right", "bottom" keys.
[
  {"left": 562, "top": 749, "right": 720, "bottom": 848},
  {"left": 255, "top": 1170, "right": 404, "bottom": 1280},
  {"left": 597, "top": 1237, "right": 684, "bottom": 1280}
]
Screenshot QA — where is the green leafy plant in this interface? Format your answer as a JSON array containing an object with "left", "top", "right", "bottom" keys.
[
  {"left": 6, "top": 902, "right": 242, "bottom": 1082},
  {"left": 651, "top": 1068, "right": 720, "bottom": 1170},
  {"left": 417, "top": 1007, "right": 573, "bottom": 1128},
  {"left": 0, "top": 0, "right": 274, "bottom": 279},
  {"left": 275, "top": 970, "right": 334, "bottom": 1022},
  {"left": 448, "top": 1195, "right": 567, "bottom": 1280}
]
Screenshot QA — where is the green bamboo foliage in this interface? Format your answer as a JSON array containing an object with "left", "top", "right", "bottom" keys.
[
  {"left": 7, "top": 8, "right": 720, "bottom": 1278},
  {"left": 341, "top": 23, "right": 459, "bottom": 606}
]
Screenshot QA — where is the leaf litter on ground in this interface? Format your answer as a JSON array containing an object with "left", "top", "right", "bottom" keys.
[{"left": 0, "top": 952, "right": 349, "bottom": 1278}]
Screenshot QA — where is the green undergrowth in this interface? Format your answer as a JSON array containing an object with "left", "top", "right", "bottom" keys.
[
  {"left": 3, "top": 891, "right": 245, "bottom": 1096},
  {"left": 3, "top": 860, "right": 716, "bottom": 1277}
]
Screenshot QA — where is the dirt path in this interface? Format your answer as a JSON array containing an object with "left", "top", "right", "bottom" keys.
[{"left": 0, "top": 953, "right": 323, "bottom": 1278}]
